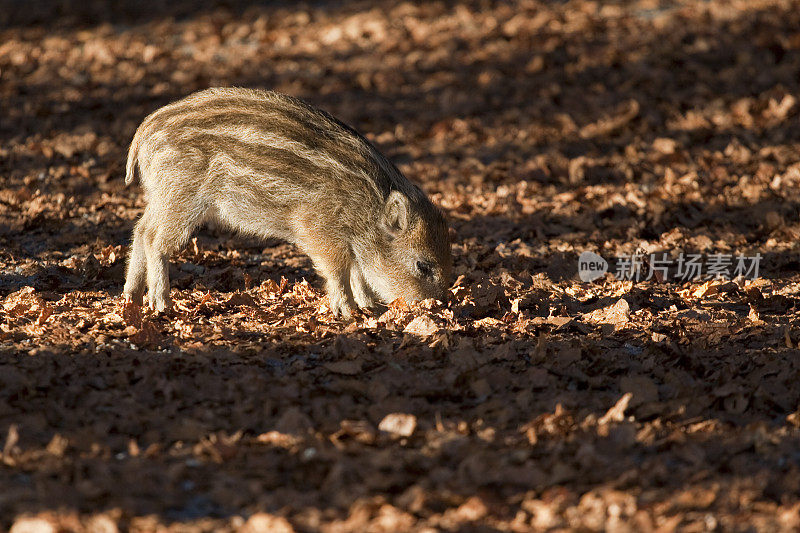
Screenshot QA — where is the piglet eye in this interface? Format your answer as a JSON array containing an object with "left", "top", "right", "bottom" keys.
[{"left": 416, "top": 260, "right": 434, "bottom": 278}]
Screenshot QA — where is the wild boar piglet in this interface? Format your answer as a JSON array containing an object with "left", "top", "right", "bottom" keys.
[{"left": 123, "top": 87, "right": 453, "bottom": 318}]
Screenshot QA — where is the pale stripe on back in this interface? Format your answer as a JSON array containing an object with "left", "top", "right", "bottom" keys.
[{"left": 139, "top": 88, "right": 408, "bottom": 198}]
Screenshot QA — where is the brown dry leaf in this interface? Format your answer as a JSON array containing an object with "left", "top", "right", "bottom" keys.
[
  {"left": 4, "top": 302, "right": 32, "bottom": 318},
  {"left": 724, "top": 394, "right": 749, "bottom": 414},
  {"left": 260, "top": 278, "right": 281, "bottom": 295},
  {"left": 652, "top": 137, "right": 677, "bottom": 154},
  {"left": 746, "top": 305, "right": 764, "bottom": 325},
  {"left": 35, "top": 304, "right": 54, "bottom": 325},
  {"left": 335, "top": 420, "right": 377, "bottom": 445},
  {"left": 583, "top": 298, "right": 630, "bottom": 326},
  {"left": 369, "top": 505, "right": 415, "bottom": 531},
  {"left": 241, "top": 513, "right": 294, "bottom": 533},
  {"left": 599, "top": 393, "right": 633, "bottom": 425},
  {"left": 403, "top": 315, "right": 440, "bottom": 338},
  {"left": 324, "top": 360, "right": 363, "bottom": 375},
  {"left": 555, "top": 346, "right": 581, "bottom": 367},
  {"left": 4, "top": 286, "right": 40, "bottom": 317},
  {"left": 204, "top": 437, "right": 239, "bottom": 463},
  {"left": 674, "top": 486, "right": 717, "bottom": 508},
  {"left": 129, "top": 320, "right": 161, "bottom": 348},
  {"left": 192, "top": 292, "right": 214, "bottom": 315},
  {"left": 744, "top": 283, "right": 765, "bottom": 305},
  {"left": 389, "top": 297, "right": 410, "bottom": 312},
  {"left": 378, "top": 413, "right": 417, "bottom": 437},
  {"left": 255, "top": 431, "right": 302, "bottom": 448},
  {"left": 99, "top": 245, "right": 119, "bottom": 265},
  {"left": 620, "top": 376, "right": 659, "bottom": 407},
  {"left": 490, "top": 342, "right": 517, "bottom": 361},
  {"left": 428, "top": 332, "right": 451, "bottom": 349},
  {"left": 580, "top": 99, "right": 639, "bottom": 138},
  {"left": 449, "top": 338, "right": 483, "bottom": 372},
  {"left": 651, "top": 332, "right": 667, "bottom": 342},
  {"left": 121, "top": 301, "right": 143, "bottom": 328},
  {"left": 3, "top": 424, "right": 20, "bottom": 461},
  {"left": 81, "top": 253, "right": 102, "bottom": 279},
  {"left": 685, "top": 279, "right": 732, "bottom": 299},
  {"left": 9, "top": 517, "right": 56, "bottom": 533},
  {"left": 474, "top": 317, "right": 505, "bottom": 330},
  {"left": 455, "top": 496, "right": 489, "bottom": 521},
  {"left": 546, "top": 316, "right": 573, "bottom": 329},
  {"left": 85, "top": 515, "right": 118, "bottom": 533},
  {"left": 45, "top": 434, "right": 68, "bottom": 456},
  {"left": 226, "top": 292, "right": 256, "bottom": 307},
  {"left": 275, "top": 407, "right": 313, "bottom": 435},
  {"left": 469, "top": 281, "right": 510, "bottom": 317}
]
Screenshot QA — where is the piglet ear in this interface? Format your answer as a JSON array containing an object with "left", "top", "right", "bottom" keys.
[{"left": 382, "top": 190, "right": 410, "bottom": 236}]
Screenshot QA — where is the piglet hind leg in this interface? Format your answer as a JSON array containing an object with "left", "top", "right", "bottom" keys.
[
  {"left": 123, "top": 209, "right": 150, "bottom": 305},
  {"left": 144, "top": 232, "right": 171, "bottom": 312},
  {"left": 140, "top": 198, "right": 203, "bottom": 312}
]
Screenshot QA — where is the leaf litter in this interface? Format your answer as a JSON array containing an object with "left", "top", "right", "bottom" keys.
[{"left": 2, "top": 0, "right": 800, "bottom": 531}]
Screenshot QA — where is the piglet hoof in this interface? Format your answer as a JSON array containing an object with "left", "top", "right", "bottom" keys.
[
  {"left": 353, "top": 294, "right": 377, "bottom": 312},
  {"left": 329, "top": 294, "right": 355, "bottom": 321},
  {"left": 146, "top": 294, "right": 171, "bottom": 314},
  {"left": 333, "top": 304, "right": 353, "bottom": 321}
]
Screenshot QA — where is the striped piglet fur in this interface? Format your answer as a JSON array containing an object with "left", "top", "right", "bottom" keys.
[{"left": 123, "top": 87, "right": 452, "bottom": 317}]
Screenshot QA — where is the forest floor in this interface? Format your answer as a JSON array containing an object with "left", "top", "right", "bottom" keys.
[{"left": 2, "top": 0, "right": 800, "bottom": 531}]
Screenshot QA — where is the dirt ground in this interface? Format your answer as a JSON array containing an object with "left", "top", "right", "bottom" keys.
[{"left": 2, "top": 0, "right": 800, "bottom": 531}]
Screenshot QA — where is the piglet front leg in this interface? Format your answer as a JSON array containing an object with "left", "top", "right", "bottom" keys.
[
  {"left": 297, "top": 234, "right": 356, "bottom": 319},
  {"left": 350, "top": 264, "right": 379, "bottom": 311},
  {"left": 326, "top": 276, "right": 356, "bottom": 319}
]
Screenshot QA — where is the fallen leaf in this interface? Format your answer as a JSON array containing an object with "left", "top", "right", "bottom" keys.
[
  {"left": 122, "top": 301, "right": 143, "bottom": 328},
  {"left": 129, "top": 320, "right": 161, "bottom": 348},
  {"left": 455, "top": 496, "right": 488, "bottom": 521},
  {"left": 242, "top": 513, "right": 295, "bottom": 533},
  {"left": 620, "top": 376, "right": 659, "bottom": 406},
  {"left": 403, "top": 315, "right": 440, "bottom": 337},
  {"left": 9, "top": 517, "right": 56, "bottom": 533},
  {"left": 378, "top": 413, "right": 417, "bottom": 437},
  {"left": 599, "top": 393, "right": 633, "bottom": 425},
  {"left": 226, "top": 292, "right": 256, "bottom": 307},
  {"left": 653, "top": 137, "right": 677, "bottom": 154},
  {"left": 324, "top": 360, "right": 363, "bottom": 375},
  {"left": 583, "top": 298, "right": 630, "bottom": 326}
]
